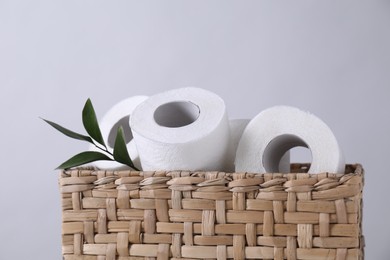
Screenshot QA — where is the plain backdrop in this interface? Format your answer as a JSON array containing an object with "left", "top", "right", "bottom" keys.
[{"left": 1, "top": 1, "right": 389, "bottom": 259}]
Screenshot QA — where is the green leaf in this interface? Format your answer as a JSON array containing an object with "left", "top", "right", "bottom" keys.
[
  {"left": 113, "top": 127, "right": 138, "bottom": 170},
  {"left": 41, "top": 118, "right": 93, "bottom": 144},
  {"left": 82, "top": 98, "right": 106, "bottom": 148},
  {"left": 56, "top": 151, "right": 113, "bottom": 170}
]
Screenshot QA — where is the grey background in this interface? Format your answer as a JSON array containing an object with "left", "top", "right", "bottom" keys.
[{"left": 1, "top": 1, "right": 389, "bottom": 259}]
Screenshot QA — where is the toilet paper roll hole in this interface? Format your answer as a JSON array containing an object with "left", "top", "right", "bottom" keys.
[
  {"left": 263, "top": 134, "right": 312, "bottom": 172},
  {"left": 154, "top": 101, "right": 200, "bottom": 128},
  {"left": 107, "top": 116, "right": 134, "bottom": 148}
]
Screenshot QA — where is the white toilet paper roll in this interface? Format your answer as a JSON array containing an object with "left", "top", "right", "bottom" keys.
[
  {"left": 235, "top": 106, "right": 345, "bottom": 174},
  {"left": 225, "top": 119, "right": 290, "bottom": 173},
  {"left": 130, "top": 87, "right": 230, "bottom": 171},
  {"left": 224, "top": 119, "right": 250, "bottom": 172},
  {"left": 88, "top": 96, "right": 148, "bottom": 170}
]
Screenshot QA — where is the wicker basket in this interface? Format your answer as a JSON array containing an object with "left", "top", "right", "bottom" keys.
[{"left": 60, "top": 164, "right": 364, "bottom": 260}]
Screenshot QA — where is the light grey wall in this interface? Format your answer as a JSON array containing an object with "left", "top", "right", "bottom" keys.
[{"left": 1, "top": 1, "right": 389, "bottom": 259}]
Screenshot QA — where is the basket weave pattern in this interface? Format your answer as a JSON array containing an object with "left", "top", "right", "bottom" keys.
[{"left": 60, "top": 164, "right": 364, "bottom": 260}]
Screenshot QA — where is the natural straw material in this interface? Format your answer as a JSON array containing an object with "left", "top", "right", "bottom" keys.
[{"left": 60, "top": 164, "right": 364, "bottom": 260}]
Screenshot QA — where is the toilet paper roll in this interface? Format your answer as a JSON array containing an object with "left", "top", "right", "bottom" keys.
[
  {"left": 224, "top": 119, "right": 250, "bottom": 172},
  {"left": 225, "top": 119, "right": 290, "bottom": 173},
  {"left": 130, "top": 87, "right": 230, "bottom": 171},
  {"left": 235, "top": 106, "right": 345, "bottom": 174},
  {"left": 88, "top": 95, "right": 148, "bottom": 170}
]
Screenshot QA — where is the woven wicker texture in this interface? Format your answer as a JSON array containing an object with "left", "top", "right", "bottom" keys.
[{"left": 60, "top": 164, "right": 364, "bottom": 260}]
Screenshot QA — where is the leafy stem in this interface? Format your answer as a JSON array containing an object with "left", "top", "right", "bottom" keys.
[
  {"left": 93, "top": 142, "right": 113, "bottom": 156},
  {"left": 42, "top": 98, "right": 139, "bottom": 171}
]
